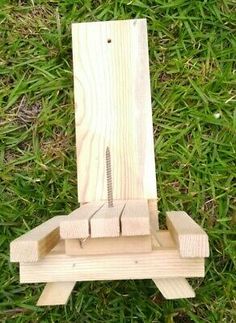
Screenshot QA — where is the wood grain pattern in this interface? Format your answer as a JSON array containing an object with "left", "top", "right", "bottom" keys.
[
  {"left": 121, "top": 199, "right": 150, "bottom": 236},
  {"left": 72, "top": 19, "right": 157, "bottom": 203},
  {"left": 148, "top": 199, "right": 160, "bottom": 247},
  {"left": 156, "top": 230, "right": 176, "bottom": 248},
  {"left": 19, "top": 230, "right": 204, "bottom": 283},
  {"left": 37, "top": 282, "right": 76, "bottom": 306},
  {"left": 166, "top": 211, "right": 209, "bottom": 257},
  {"left": 10, "top": 216, "right": 67, "bottom": 262},
  {"left": 60, "top": 202, "right": 104, "bottom": 239},
  {"left": 65, "top": 230, "right": 170, "bottom": 256},
  {"left": 90, "top": 200, "right": 126, "bottom": 238},
  {"left": 148, "top": 199, "right": 159, "bottom": 231},
  {"left": 153, "top": 278, "right": 195, "bottom": 299},
  {"left": 65, "top": 235, "right": 152, "bottom": 255},
  {"left": 20, "top": 249, "right": 204, "bottom": 283}
]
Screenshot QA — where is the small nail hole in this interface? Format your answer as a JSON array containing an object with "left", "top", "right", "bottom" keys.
[{"left": 107, "top": 39, "right": 112, "bottom": 43}]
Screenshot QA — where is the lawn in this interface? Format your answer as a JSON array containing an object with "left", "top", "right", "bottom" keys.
[{"left": 0, "top": 0, "right": 235, "bottom": 322}]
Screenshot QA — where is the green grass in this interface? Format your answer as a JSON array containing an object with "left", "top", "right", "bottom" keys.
[{"left": 0, "top": 0, "right": 235, "bottom": 321}]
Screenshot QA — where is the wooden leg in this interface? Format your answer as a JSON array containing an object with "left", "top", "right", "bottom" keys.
[
  {"left": 37, "top": 282, "right": 76, "bottom": 306},
  {"left": 153, "top": 278, "right": 195, "bottom": 299}
]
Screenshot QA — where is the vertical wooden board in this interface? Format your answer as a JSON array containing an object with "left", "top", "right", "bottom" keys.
[
  {"left": 72, "top": 19, "right": 157, "bottom": 203},
  {"left": 90, "top": 201, "right": 126, "bottom": 238},
  {"left": 37, "top": 282, "right": 76, "bottom": 306},
  {"left": 121, "top": 199, "right": 150, "bottom": 236}
]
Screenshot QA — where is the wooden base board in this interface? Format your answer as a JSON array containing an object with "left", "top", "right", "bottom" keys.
[
  {"left": 65, "top": 235, "right": 152, "bottom": 256},
  {"left": 20, "top": 251, "right": 204, "bottom": 283},
  {"left": 19, "top": 232, "right": 204, "bottom": 284}
]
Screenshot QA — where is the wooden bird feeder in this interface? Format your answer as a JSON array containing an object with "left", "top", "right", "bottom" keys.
[{"left": 10, "top": 19, "right": 209, "bottom": 306}]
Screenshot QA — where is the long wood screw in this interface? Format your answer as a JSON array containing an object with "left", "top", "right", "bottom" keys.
[{"left": 106, "top": 146, "right": 114, "bottom": 208}]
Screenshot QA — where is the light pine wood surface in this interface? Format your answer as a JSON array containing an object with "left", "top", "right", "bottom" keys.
[
  {"left": 60, "top": 202, "right": 104, "bottom": 239},
  {"left": 153, "top": 278, "right": 195, "bottom": 299},
  {"left": 37, "top": 282, "right": 76, "bottom": 306},
  {"left": 90, "top": 200, "right": 126, "bottom": 237},
  {"left": 20, "top": 249, "right": 204, "bottom": 283},
  {"left": 166, "top": 211, "right": 209, "bottom": 257},
  {"left": 9, "top": 18, "right": 211, "bottom": 303},
  {"left": 10, "top": 216, "right": 67, "bottom": 262},
  {"left": 148, "top": 199, "right": 159, "bottom": 231},
  {"left": 65, "top": 235, "right": 152, "bottom": 255},
  {"left": 121, "top": 199, "right": 150, "bottom": 236},
  {"left": 72, "top": 19, "right": 157, "bottom": 204},
  {"left": 19, "top": 232, "right": 204, "bottom": 283},
  {"left": 61, "top": 199, "right": 151, "bottom": 239},
  {"left": 156, "top": 230, "right": 176, "bottom": 248}
]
